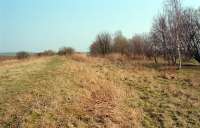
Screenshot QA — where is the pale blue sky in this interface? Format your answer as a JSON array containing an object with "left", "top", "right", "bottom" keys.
[{"left": 0, "top": 0, "right": 199, "bottom": 52}]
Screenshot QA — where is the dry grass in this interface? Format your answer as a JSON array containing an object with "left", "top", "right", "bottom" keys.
[
  {"left": 0, "top": 56, "right": 15, "bottom": 62},
  {"left": 0, "top": 55, "right": 200, "bottom": 128},
  {"left": 105, "top": 53, "right": 128, "bottom": 62},
  {"left": 70, "top": 53, "right": 92, "bottom": 63}
]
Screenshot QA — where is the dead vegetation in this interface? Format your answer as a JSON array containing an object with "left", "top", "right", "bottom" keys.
[
  {"left": 0, "top": 56, "right": 15, "bottom": 62},
  {"left": 0, "top": 55, "right": 200, "bottom": 128}
]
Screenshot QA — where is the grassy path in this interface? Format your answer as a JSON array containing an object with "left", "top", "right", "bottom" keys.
[
  {"left": 0, "top": 57, "right": 65, "bottom": 127},
  {"left": 0, "top": 56, "right": 200, "bottom": 128},
  {"left": 0, "top": 57, "right": 140, "bottom": 127}
]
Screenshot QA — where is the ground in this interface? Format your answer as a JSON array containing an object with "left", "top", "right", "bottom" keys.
[{"left": 0, "top": 55, "right": 200, "bottom": 128}]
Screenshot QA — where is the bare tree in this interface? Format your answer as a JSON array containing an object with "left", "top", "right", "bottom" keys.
[
  {"left": 142, "top": 34, "right": 154, "bottom": 60},
  {"left": 180, "top": 8, "right": 200, "bottom": 62},
  {"left": 151, "top": 0, "right": 186, "bottom": 67},
  {"left": 165, "top": 0, "right": 183, "bottom": 68},
  {"left": 193, "top": 8, "right": 200, "bottom": 62},
  {"left": 150, "top": 31, "right": 160, "bottom": 64},
  {"left": 128, "top": 35, "right": 146, "bottom": 59},
  {"left": 90, "top": 42, "right": 100, "bottom": 56},
  {"left": 151, "top": 15, "right": 172, "bottom": 64},
  {"left": 90, "top": 32, "right": 112, "bottom": 56},
  {"left": 88, "top": 4, "right": 200, "bottom": 64},
  {"left": 112, "top": 31, "right": 129, "bottom": 55}
]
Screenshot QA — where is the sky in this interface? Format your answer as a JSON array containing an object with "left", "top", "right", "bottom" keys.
[{"left": 0, "top": 0, "right": 200, "bottom": 52}]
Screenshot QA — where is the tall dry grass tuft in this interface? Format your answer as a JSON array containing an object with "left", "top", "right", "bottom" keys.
[
  {"left": 70, "top": 53, "right": 92, "bottom": 63},
  {"left": 105, "top": 53, "right": 128, "bottom": 62}
]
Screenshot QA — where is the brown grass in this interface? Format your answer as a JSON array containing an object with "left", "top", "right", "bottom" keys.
[
  {"left": 70, "top": 53, "right": 92, "bottom": 63},
  {"left": 61, "top": 56, "right": 142, "bottom": 127},
  {"left": 0, "top": 56, "right": 15, "bottom": 62},
  {"left": 0, "top": 55, "right": 200, "bottom": 127}
]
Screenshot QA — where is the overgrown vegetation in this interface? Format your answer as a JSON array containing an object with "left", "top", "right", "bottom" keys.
[
  {"left": 58, "top": 47, "right": 75, "bottom": 56},
  {"left": 0, "top": 56, "right": 199, "bottom": 127},
  {"left": 150, "top": 0, "right": 200, "bottom": 69},
  {"left": 0, "top": 0, "right": 199, "bottom": 127},
  {"left": 90, "top": 32, "right": 112, "bottom": 56},
  {"left": 90, "top": 0, "right": 200, "bottom": 69},
  {"left": 37, "top": 50, "right": 56, "bottom": 56},
  {"left": 16, "top": 51, "right": 30, "bottom": 59}
]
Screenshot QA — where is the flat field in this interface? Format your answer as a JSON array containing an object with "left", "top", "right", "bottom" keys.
[{"left": 0, "top": 55, "right": 200, "bottom": 128}]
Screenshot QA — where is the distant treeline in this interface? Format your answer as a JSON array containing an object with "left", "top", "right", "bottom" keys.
[
  {"left": 90, "top": 0, "right": 200, "bottom": 69},
  {"left": 16, "top": 47, "right": 75, "bottom": 59}
]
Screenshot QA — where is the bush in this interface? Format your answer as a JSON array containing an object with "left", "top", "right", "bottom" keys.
[
  {"left": 43, "top": 50, "right": 55, "bottom": 56},
  {"left": 16, "top": 51, "right": 30, "bottom": 59},
  {"left": 58, "top": 47, "right": 75, "bottom": 56},
  {"left": 112, "top": 32, "right": 129, "bottom": 55},
  {"left": 37, "top": 50, "right": 55, "bottom": 56}
]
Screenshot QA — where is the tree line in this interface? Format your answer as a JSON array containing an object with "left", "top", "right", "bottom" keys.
[
  {"left": 90, "top": 0, "right": 200, "bottom": 69},
  {"left": 90, "top": 31, "right": 151, "bottom": 59},
  {"left": 16, "top": 47, "right": 75, "bottom": 59}
]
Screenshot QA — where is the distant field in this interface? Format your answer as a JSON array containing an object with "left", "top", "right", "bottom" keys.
[{"left": 0, "top": 55, "right": 200, "bottom": 128}]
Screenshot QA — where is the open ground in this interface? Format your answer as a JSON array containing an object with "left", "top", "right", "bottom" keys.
[{"left": 0, "top": 55, "right": 200, "bottom": 128}]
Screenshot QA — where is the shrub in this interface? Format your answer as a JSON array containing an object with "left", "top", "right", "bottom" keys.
[
  {"left": 37, "top": 50, "right": 55, "bottom": 56},
  {"left": 58, "top": 47, "right": 75, "bottom": 56},
  {"left": 112, "top": 32, "right": 129, "bottom": 55},
  {"left": 16, "top": 51, "right": 30, "bottom": 59},
  {"left": 43, "top": 50, "right": 55, "bottom": 56}
]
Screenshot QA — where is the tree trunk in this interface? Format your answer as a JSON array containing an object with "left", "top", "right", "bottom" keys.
[
  {"left": 177, "top": 37, "right": 182, "bottom": 69},
  {"left": 178, "top": 46, "right": 182, "bottom": 69}
]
